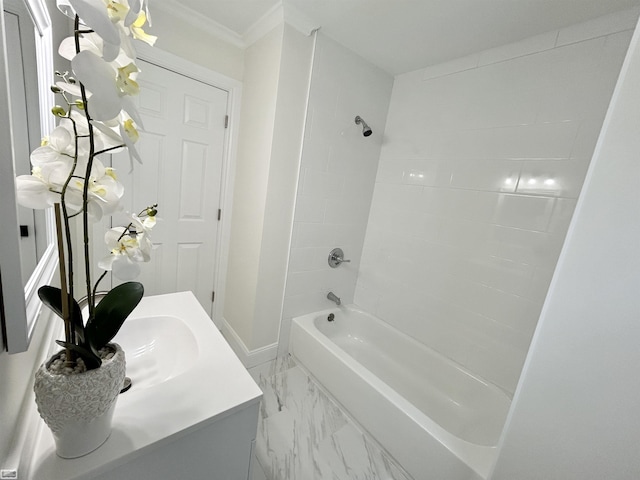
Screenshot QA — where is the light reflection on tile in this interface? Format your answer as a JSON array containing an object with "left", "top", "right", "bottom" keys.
[{"left": 252, "top": 356, "right": 413, "bottom": 480}]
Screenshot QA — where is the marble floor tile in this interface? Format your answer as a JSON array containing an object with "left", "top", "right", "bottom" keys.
[{"left": 254, "top": 356, "right": 413, "bottom": 480}]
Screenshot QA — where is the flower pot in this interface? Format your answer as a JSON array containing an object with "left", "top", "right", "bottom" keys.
[{"left": 34, "top": 343, "right": 126, "bottom": 458}]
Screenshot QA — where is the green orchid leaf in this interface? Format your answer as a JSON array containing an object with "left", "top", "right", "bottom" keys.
[
  {"left": 55, "top": 340, "right": 102, "bottom": 370},
  {"left": 85, "top": 281, "right": 144, "bottom": 350},
  {"left": 38, "top": 285, "right": 85, "bottom": 344}
]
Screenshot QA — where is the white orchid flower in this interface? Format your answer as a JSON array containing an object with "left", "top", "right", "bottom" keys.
[
  {"left": 54, "top": 110, "right": 121, "bottom": 156},
  {"left": 30, "top": 125, "right": 76, "bottom": 165},
  {"left": 89, "top": 114, "right": 142, "bottom": 169},
  {"left": 59, "top": 34, "right": 100, "bottom": 61},
  {"left": 105, "top": 0, "right": 128, "bottom": 23},
  {"left": 90, "top": 120, "right": 126, "bottom": 153},
  {"left": 124, "top": 0, "right": 140, "bottom": 26},
  {"left": 71, "top": 51, "right": 123, "bottom": 121},
  {"left": 59, "top": 31, "right": 136, "bottom": 68},
  {"left": 15, "top": 173, "right": 61, "bottom": 210},
  {"left": 130, "top": 11, "right": 156, "bottom": 46},
  {"left": 119, "top": 118, "right": 142, "bottom": 169},
  {"left": 98, "top": 225, "right": 152, "bottom": 279},
  {"left": 16, "top": 162, "right": 84, "bottom": 212},
  {"left": 28, "top": 126, "right": 85, "bottom": 206},
  {"left": 129, "top": 210, "right": 156, "bottom": 234},
  {"left": 69, "top": 0, "right": 122, "bottom": 61},
  {"left": 98, "top": 234, "right": 141, "bottom": 279},
  {"left": 67, "top": 158, "right": 124, "bottom": 220},
  {"left": 111, "top": 255, "right": 140, "bottom": 280},
  {"left": 116, "top": 63, "right": 139, "bottom": 95},
  {"left": 54, "top": 79, "right": 83, "bottom": 98}
]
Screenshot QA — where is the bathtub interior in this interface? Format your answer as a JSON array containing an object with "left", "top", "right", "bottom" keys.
[{"left": 311, "top": 307, "right": 511, "bottom": 447}]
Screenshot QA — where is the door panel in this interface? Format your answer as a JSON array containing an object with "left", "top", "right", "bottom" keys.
[{"left": 110, "top": 60, "right": 228, "bottom": 314}]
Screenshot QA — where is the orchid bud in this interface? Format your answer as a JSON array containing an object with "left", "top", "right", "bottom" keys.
[
  {"left": 51, "top": 105, "right": 66, "bottom": 117},
  {"left": 146, "top": 205, "right": 157, "bottom": 217},
  {"left": 50, "top": 85, "right": 62, "bottom": 94}
]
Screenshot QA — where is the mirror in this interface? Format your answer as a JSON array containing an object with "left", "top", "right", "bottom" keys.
[{"left": 0, "top": 0, "right": 57, "bottom": 353}]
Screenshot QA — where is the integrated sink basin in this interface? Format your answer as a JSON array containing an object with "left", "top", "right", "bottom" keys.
[
  {"left": 27, "top": 291, "right": 263, "bottom": 480},
  {"left": 113, "top": 314, "right": 199, "bottom": 389}
]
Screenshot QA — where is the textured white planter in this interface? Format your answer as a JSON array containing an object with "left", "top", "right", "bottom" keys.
[{"left": 34, "top": 343, "right": 126, "bottom": 458}]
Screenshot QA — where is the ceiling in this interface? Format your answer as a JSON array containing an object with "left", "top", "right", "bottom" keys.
[{"left": 175, "top": 0, "right": 640, "bottom": 75}]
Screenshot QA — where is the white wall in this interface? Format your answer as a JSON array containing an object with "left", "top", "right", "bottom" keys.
[
  {"left": 148, "top": 6, "right": 244, "bottom": 81},
  {"left": 279, "top": 34, "right": 393, "bottom": 353},
  {"left": 224, "top": 25, "right": 284, "bottom": 346},
  {"left": 491, "top": 13, "right": 640, "bottom": 480},
  {"left": 224, "top": 25, "right": 315, "bottom": 355},
  {"left": 354, "top": 10, "right": 637, "bottom": 394},
  {"left": 251, "top": 25, "right": 315, "bottom": 349}
]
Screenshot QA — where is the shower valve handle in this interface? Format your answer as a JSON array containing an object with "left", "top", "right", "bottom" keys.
[{"left": 328, "top": 248, "right": 350, "bottom": 268}]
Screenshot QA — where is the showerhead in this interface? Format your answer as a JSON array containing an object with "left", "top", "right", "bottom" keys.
[{"left": 355, "top": 115, "right": 372, "bottom": 137}]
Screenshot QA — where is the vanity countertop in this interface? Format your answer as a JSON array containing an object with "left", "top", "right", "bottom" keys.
[{"left": 25, "top": 291, "right": 262, "bottom": 480}]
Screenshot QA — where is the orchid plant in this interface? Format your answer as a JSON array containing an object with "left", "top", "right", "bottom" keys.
[{"left": 15, "top": 0, "right": 158, "bottom": 371}]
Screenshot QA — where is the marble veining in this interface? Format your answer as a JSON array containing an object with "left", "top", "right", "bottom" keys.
[{"left": 250, "top": 356, "right": 413, "bottom": 480}]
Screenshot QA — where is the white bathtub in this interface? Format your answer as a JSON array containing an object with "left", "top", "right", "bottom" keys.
[{"left": 289, "top": 305, "right": 511, "bottom": 480}]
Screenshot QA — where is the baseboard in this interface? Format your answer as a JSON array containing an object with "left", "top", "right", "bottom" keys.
[{"left": 220, "top": 318, "right": 278, "bottom": 369}]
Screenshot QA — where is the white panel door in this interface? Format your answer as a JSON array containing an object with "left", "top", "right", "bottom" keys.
[{"left": 111, "top": 60, "right": 228, "bottom": 314}]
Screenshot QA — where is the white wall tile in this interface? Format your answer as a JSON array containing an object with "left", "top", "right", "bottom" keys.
[
  {"left": 546, "top": 198, "right": 578, "bottom": 235},
  {"left": 421, "top": 53, "right": 479, "bottom": 80},
  {"left": 281, "top": 33, "right": 393, "bottom": 339},
  {"left": 449, "top": 160, "right": 520, "bottom": 192},
  {"left": 324, "top": 198, "right": 372, "bottom": 225},
  {"left": 492, "top": 194, "right": 555, "bottom": 232},
  {"left": 516, "top": 159, "right": 590, "bottom": 198},
  {"left": 292, "top": 222, "right": 335, "bottom": 248},
  {"left": 555, "top": 7, "right": 639, "bottom": 47},
  {"left": 294, "top": 195, "right": 327, "bottom": 223},
  {"left": 355, "top": 22, "right": 629, "bottom": 394},
  {"left": 281, "top": 17, "right": 629, "bottom": 397},
  {"left": 288, "top": 247, "right": 329, "bottom": 272},
  {"left": 300, "top": 168, "right": 344, "bottom": 199},
  {"left": 478, "top": 31, "right": 558, "bottom": 66}
]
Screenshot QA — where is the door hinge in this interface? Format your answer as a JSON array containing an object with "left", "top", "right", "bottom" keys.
[
  {"left": 211, "top": 291, "right": 215, "bottom": 302},
  {"left": 217, "top": 208, "right": 221, "bottom": 221},
  {"left": 224, "top": 115, "right": 229, "bottom": 128}
]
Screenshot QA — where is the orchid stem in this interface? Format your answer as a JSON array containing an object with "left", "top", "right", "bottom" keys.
[
  {"left": 93, "top": 271, "right": 108, "bottom": 301},
  {"left": 75, "top": 14, "right": 97, "bottom": 320},
  {"left": 95, "top": 144, "right": 126, "bottom": 156},
  {"left": 54, "top": 204, "right": 74, "bottom": 366}
]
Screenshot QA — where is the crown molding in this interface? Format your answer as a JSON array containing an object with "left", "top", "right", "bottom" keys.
[
  {"left": 284, "top": 3, "right": 321, "bottom": 36},
  {"left": 243, "top": 2, "right": 321, "bottom": 46},
  {"left": 243, "top": 2, "right": 284, "bottom": 46},
  {"left": 152, "top": 0, "right": 321, "bottom": 50},
  {"left": 152, "top": 0, "right": 244, "bottom": 48}
]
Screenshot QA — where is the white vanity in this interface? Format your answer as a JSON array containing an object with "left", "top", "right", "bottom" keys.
[{"left": 24, "top": 292, "right": 262, "bottom": 480}]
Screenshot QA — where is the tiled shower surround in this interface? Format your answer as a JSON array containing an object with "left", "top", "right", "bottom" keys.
[
  {"left": 280, "top": 12, "right": 635, "bottom": 395},
  {"left": 354, "top": 15, "right": 635, "bottom": 394},
  {"left": 263, "top": 10, "right": 636, "bottom": 480},
  {"left": 279, "top": 34, "right": 393, "bottom": 352}
]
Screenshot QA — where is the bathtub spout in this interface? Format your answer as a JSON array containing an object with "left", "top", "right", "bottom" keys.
[{"left": 327, "top": 292, "right": 341, "bottom": 306}]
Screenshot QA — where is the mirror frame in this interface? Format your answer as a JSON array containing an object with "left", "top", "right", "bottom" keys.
[{"left": 0, "top": 0, "right": 57, "bottom": 353}]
